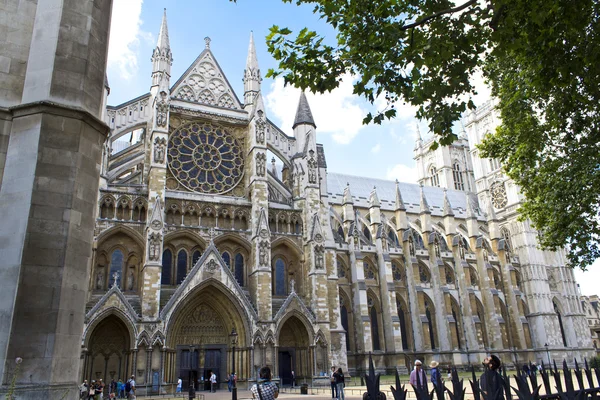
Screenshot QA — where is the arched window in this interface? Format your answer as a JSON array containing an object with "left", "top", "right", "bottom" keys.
[
  {"left": 192, "top": 250, "right": 202, "bottom": 267},
  {"left": 161, "top": 249, "right": 172, "bottom": 285},
  {"left": 554, "top": 301, "right": 568, "bottom": 347},
  {"left": 363, "top": 261, "right": 376, "bottom": 280},
  {"left": 109, "top": 249, "right": 124, "bottom": 289},
  {"left": 388, "top": 229, "right": 400, "bottom": 247},
  {"left": 419, "top": 264, "right": 430, "bottom": 283},
  {"left": 363, "top": 227, "right": 372, "bottom": 243},
  {"left": 452, "top": 308, "right": 462, "bottom": 349},
  {"left": 234, "top": 253, "right": 244, "bottom": 286},
  {"left": 453, "top": 162, "right": 465, "bottom": 191},
  {"left": 392, "top": 262, "right": 404, "bottom": 283},
  {"left": 501, "top": 227, "right": 512, "bottom": 252},
  {"left": 176, "top": 249, "right": 187, "bottom": 284},
  {"left": 425, "top": 299, "right": 437, "bottom": 349},
  {"left": 222, "top": 252, "right": 231, "bottom": 268},
  {"left": 369, "top": 296, "right": 381, "bottom": 351},
  {"left": 340, "top": 303, "right": 350, "bottom": 351},
  {"left": 397, "top": 298, "right": 409, "bottom": 350},
  {"left": 430, "top": 166, "right": 439, "bottom": 187},
  {"left": 274, "top": 258, "right": 286, "bottom": 296},
  {"left": 337, "top": 226, "right": 345, "bottom": 241}
]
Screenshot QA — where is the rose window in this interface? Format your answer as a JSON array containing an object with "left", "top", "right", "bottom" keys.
[
  {"left": 490, "top": 181, "right": 508, "bottom": 209},
  {"left": 168, "top": 122, "right": 244, "bottom": 194}
]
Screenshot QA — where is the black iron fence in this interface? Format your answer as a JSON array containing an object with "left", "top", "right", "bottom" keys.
[{"left": 360, "top": 354, "right": 600, "bottom": 400}]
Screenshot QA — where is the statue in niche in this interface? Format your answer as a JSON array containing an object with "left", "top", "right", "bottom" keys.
[
  {"left": 408, "top": 237, "right": 415, "bottom": 257},
  {"left": 255, "top": 112, "right": 266, "bottom": 144},
  {"left": 101, "top": 140, "right": 110, "bottom": 175},
  {"left": 314, "top": 246, "right": 324, "bottom": 269},
  {"left": 156, "top": 93, "right": 169, "bottom": 127},
  {"left": 148, "top": 232, "right": 161, "bottom": 261},
  {"left": 128, "top": 269, "right": 135, "bottom": 291},
  {"left": 154, "top": 137, "right": 166, "bottom": 164},
  {"left": 434, "top": 239, "right": 441, "bottom": 258},
  {"left": 258, "top": 240, "right": 269, "bottom": 266},
  {"left": 96, "top": 269, "right": 104, "bottom": 290},
  {"left": 307, "top": 152, "right": 318, "bottom": 184},
  {"left": 483, "top": 248, "right": 489, "bottom": 263},
  {"left": 256, "top": 153, "right": 266, "bottom": 176},
  {"left": 459, "top": 242, "right": 465, "bottom": 260}
]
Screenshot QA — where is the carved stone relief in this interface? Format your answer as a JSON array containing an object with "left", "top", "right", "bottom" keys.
[{"left": 154, "top": 137, "right": 166, "bottom": 164}]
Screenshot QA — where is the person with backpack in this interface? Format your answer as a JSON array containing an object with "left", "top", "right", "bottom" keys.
[
  {"left": 125, "top": 375, "right": 136, "bottom": 399},
  {"left": 188, "top": 383, "right": 196, "bottom": 400},
  {"left": 251, "top": 366, "right": 279, "bottom": 400}
]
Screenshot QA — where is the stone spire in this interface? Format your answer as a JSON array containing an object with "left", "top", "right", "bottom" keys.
[
  {"left": 443, "top": 188, "right": 454, "bottom": 217},
  {"left": 465, "top": 193, "right": 477, "bottom": 219},
  {"left": 394, "top": 180, "right": 406, "bottom": 211},
  {"left": 465, "top": 193, "right": 479, "bottom": 238},
  {"left": 419, "top": 184, "right": 430, "bottom": 214},
  {"left": 369, "top": 186, "right": 380, "bottom": 208},
  {"left": 243, "top": 31, "right": 262, "bottom": 106},
  {"left": 151, "top": 8, "right": 173, "bottom": 95},
  {"left": 293, "top": 92, "right": 316, "bottom": 129},
  {"left": 342, "top": 183, "right": 354, "bottom": 223}
]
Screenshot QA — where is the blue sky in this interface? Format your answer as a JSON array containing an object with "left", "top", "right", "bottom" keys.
[{"left": 106, "top": 0, "right": 599, "bottom": 295}]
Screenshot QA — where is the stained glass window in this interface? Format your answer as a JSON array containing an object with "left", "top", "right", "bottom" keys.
[
  {"left": 161, "top": 249, "right": 172, "bottom": 285},
  {"left": 234, "top": 253, "right": 244, "bottom": 286},
  {"left": 222, "top": 252, "right": 231, "bottom": 268},
  {"left": 192, "top": 250, "right": 202, "bottom": 267},
  {"left": 275, "top": 258, "right": 286, "bottom": 296},
  {"left": 176, "top": 250, "right": 187, "bottom": 284},
  {"left": 168, "top": 122, "right": 244, "bottom": 194},
  {"left": 109, "top": 250, "right": 123, "bottom": 288}
]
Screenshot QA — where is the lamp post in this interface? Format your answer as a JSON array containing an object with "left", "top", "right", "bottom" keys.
[
  {"left": 544, "top": 343, "right": 551, "bottom": 368},
  {"left": 230, "top": 328, "right": 238, "bottom": 400}
]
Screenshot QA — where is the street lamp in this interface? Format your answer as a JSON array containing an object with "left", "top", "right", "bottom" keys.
[
  {"left": 230, "top": 328, "right": 239, "bottom": 400},
  {"left": 544, "top": 343, "right": 551, "bottom": 368}
]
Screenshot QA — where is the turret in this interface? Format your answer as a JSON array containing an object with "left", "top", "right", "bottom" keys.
[
  {"left": 394, "top": 180, "right": 408, "bottom": 231},
  {"left": 293, "top": 92, "right": 316, "bottom": 152},
  {"left": 419, "top": 184, "right": 432, "bottom": 233},
  {"left": 442, "top": 188, "right": 456, "bottom": 236},
  {"left": 243, "top": 32, "right": 262, "bottom": 109},
  {"left": 151, "top": 9, "right": 173, "bottom": 97},
  {"left": 342, "top": 183, "right": 354, "bottom": 223},
  {"left": 465, "top": 194, "right": 479, "bottom": 238},
  {"left": 368, "top": 186, "right": 381, "bottom": 225}
]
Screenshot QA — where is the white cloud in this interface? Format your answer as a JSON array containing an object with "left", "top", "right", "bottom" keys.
[
  {"left": 371, "top": 143, "right": 381, "bottom": 154},
  {"left": 264, "top": 75, "right": 368, "bottom": 145},
  {"left": 468, "top": 68, "right": 492, "bottom": 107},
  {"left": 386, "top": 163, "right": 419, "bottom": 184},
  {"left": 574, "top": 261, "right": 600, "bottom": 296},
  {"left": 107, "top": 0, "right": 151, "bottom": 80}
]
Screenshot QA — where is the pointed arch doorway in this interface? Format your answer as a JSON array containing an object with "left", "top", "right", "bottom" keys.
[
  {"left": 278, "top": 316, "right": 311, "bottom": 386},
  {"left": 166, "top": 285, "right": 248, "bottom": 391}
]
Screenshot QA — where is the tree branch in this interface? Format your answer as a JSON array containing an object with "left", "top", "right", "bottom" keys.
[{"left": 400, "top": 0, "right": 478, "bottom": 31}]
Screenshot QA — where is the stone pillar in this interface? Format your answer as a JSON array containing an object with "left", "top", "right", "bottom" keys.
[
  {"left": 348, "top": 239, "right": 372, "bottom": 355},
  {"left": 402, "top": 247, "right": 424, "bottom": 351},
  {"left": 0, "top": 1, "right": 112, "bottom": 398},
  {"left": 131, "top": 349, "right": 138, "bottom": 376}
]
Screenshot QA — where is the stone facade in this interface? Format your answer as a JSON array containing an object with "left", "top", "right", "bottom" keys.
[
  {"left": 80, "top": 10, "right": 595, "bottom": 396},
  {"left": 0, "top": 1, "right": 112, "bottom": 399},
  {"left": 580, "top": 295, "right": 600, "bottom": 352}
]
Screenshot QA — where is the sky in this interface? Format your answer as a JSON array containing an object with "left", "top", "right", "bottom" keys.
[{"left": 105, "top": 0, "right": 599, "bottom": 296}]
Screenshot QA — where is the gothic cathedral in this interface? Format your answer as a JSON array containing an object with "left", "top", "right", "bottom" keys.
[{"left": 82, "top": 10, "right": 593, "bottom": 394}]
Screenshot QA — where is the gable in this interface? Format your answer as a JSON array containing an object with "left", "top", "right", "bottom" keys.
[{"left": 170, "top": 49, "right": 242, "bottom": 110}]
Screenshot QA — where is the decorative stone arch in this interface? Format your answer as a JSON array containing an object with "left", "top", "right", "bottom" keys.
[
  {"left": 83, "top": 307, "right": 138, "bottom": 349},
  {"left": 275, "top": 310, "right": 316, "bottom": 345},
  {"left": 97, "top": 224, "right": 145, "bottom": 249},
  {"left": 447, "top": 293, "right": 464, "bottom": 349},
  {"left": 137, "top": 330, "right": 152, "bottom": 348},
  {"left": 266, "top": 143, "right": 292, "bottom": 169},
  {"left": 164, "top": 281, "right": 253, "bottom": 346},
  {"left": 336, "top": 254, "right": 349, "bottom": 279},
  {"left": 276, "top": 311, "right": 315, "bottom": 379},
  {"left": 164, "top": 229, "right": 207, "bottom": 248},
  {"left": 362, "top": 256, "right": 378, "bottom": 281},
  {"left": 420, "top": 291, "right": 438, "bottom": 350},
  {"left": 471, "top": 293, "right": 489, "bottom": 348},
  {"left": 214, "top": 232, "right": 252, "bottom": 254},
  {"left": 99, "top": 194, "right": 117, "bottom": 219},
  {"left": 417, "top": 261, "right": 431, "bottom": 284},
  {"left": 271, "top": 238, "right": 303, "bottom": 296},
  {"left": 81, "top": 309, "right": 137, "bottom": 383},
  {"left": 271, "top": 236, "right": 303, "bottom": 259},
  {"left": 253, "top": 331, "right": 265, "bottom": 346}
]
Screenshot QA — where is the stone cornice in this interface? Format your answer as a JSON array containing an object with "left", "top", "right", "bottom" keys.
[{"left": 7, "top": 101, "right": 110, "bottom": 135}]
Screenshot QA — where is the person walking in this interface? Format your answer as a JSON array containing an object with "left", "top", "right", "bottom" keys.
[
  {"left": 330, "top": 367, "right": 338, "bottom": 399},
  {"left": 210, "top": 370, "right": 217, "bottom": 393},
  {"left": 188, "top": 383, "right": 196, "bottom": 400},
  {"left": 88, "top": 380, "right": 96, "bottom": 400},
  {"left": 409, "top": 360, "right": 428, "bottom": 390},
  {"left": 430, "top": 361, "right": 441, "bottom": 388},
  {"left": 126, "top": 375, "right": 136, "bottom": 399},
  {"left": 176, "top": 377, "right": 182, "bottom": 394},
  {"left": 291, "top": 370, "right": 296, "bottom": 388},
  {"left": 334, "top": 368, "right": 345, "bottom": 400},
  {"left": 117, "top": 379, "right": 125, "bottom": 399},
  {"left": 228, "top": 372, "right": 235, "bottom": 392},
  {"left": 80, "top": 380, "right": 89, "bottom": 400},
  {"left": 480, "top": 355, "right": 504, "bottom": 400},
  {"left": 251, "top": 367, "right": 279, "bottom": 400}
]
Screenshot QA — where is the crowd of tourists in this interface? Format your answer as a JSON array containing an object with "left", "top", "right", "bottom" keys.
[{"left": 79, "top": 375, "right": 136, "bottom": 399}]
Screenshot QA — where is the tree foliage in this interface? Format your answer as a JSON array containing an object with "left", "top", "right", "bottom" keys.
[{"left": 259, "top": 0, "right": 600, "bottom": 270}]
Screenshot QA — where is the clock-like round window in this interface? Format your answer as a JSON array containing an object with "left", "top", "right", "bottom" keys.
[
  {"left": 168, "top": 122, "right": 244, "bottom": 194},
  {"left": 490, "top": 181, "right": 508, "bottom": 209}
]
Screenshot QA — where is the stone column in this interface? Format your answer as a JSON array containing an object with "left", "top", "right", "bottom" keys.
[
  {"left": 131, "top": 349, "right": 138, "bottom": 376},
  {"left": 0, "top": 1, "right": 112, "bottom": 398}
]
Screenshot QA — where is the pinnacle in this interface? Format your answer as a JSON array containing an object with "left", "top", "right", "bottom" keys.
[
  {"left": 157, "top": 8, "right": 170, "bottom": 50},
  {"left": 293, "top": 92, "right": 316, "bottom": 129},
  {"left": 246, "top": 31, "right": 259, "bottom": 71}
]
